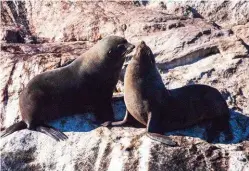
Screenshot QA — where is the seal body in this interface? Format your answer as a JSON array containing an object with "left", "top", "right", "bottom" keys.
[
  {"left": 1, "top": 36, "right": 135, "bottom": 141},
  {"left": 103, "top": 41, "right": 231, "bottom": 145},
  {"left": 162, "top": 85, "right": 230, "bottom": 132}
]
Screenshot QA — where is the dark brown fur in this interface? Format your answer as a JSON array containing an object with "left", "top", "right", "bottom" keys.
[
  {"left": 103, "top": 41, "right": 231, "bottom": 145},
  {"left": 1, "top": 36, "right": 135, "bottom": 141}
]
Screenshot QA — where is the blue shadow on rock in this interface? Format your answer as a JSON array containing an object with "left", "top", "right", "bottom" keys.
[
  {"left": 165, "top": 109, "right": 249, "bottom": 144},
  {"left": 49, "top": 98, "right": 249, "bottom": 144},
  {"left": 49, "top": 113, "right": 99, "bottom": 132},
  {"left": 49, "top": 100, "right": 127, "bottom": 132}
]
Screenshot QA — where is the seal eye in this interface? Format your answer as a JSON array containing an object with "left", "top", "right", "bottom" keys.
[
  {"left": 108, "top": 44, "right": 125, "bottom": 56},
  {"left": 117, "top": 44, "right": 125, "bottom": 49}
]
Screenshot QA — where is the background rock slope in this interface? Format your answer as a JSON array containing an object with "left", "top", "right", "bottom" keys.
[{"left": 1, "top": 1, "right": 249, "bottom": 171}]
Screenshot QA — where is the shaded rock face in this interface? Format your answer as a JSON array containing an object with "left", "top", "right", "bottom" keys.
[{"left": 0, "top": 1, "right": 249, "bottom": 171}]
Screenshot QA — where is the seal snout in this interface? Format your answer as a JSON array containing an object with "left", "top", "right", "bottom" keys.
[
  {"left": 126, "top": 43, "right": 135, "bottom": 54},
  {"left": 140, "top": 41, "right": 146, "bottom": 45},
  {"left": 128, "top": 43, "right": 135, "bottom": 50},
  {"left": 138, "top": 41, "right": 147, "bottom": 49},
  {"left": 129, "top": 44, "right": 135, "bottom": 51}
]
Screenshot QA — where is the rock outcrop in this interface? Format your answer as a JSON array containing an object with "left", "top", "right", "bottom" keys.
[{"left": 1, "top": 1, "right": 248, "bottom": 171}]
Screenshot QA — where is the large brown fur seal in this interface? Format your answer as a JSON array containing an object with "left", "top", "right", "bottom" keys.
[
  {"left": 1, "top": 36, "right": 135, "bottom": 141},
  {"left": 103, "top": 41, "right": 231, "bottom": 145}
]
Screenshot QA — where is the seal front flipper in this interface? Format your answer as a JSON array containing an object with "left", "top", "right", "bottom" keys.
[
  {"left": 147, "top": 111, "right": 177, "bottom": 146},
  {"left": 35, "top": 124, "right": 68, "bottom": 141},
  {"left": 1, "top": 121, "right": 67, "bottom": 141},
  {"left": 1, "top": 121, "right": 27, "bottom": 137}
]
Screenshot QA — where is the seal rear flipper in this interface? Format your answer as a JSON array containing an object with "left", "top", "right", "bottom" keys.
[
  {"left": 206, "top": 114, "right": 232, "bottom": 143},
  {"left": 1, "top": 121, "right": 27, "bottom": 137},
  {"left": 35, "top": 124, "right": 68, "bottom": 141}
]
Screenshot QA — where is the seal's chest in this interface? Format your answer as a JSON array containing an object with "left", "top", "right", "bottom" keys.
[{"left": 125, "top": 92, "right": 149, "bottom": 125}]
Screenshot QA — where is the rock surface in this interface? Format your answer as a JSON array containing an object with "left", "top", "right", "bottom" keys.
[{"left": 1, "top": 1, "right": 249, "bottom": 171}]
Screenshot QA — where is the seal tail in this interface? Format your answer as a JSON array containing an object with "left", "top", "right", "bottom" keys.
[{"left": 1, "top": 121, "right": 27, "bottom": 137}]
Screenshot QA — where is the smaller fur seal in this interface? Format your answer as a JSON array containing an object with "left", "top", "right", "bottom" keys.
[
  {"left": 103, "top": 41, "right": 232, "bottom": 145},
  {"left": 1, "top": 36, "right": 135, "bottom": 141}
]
